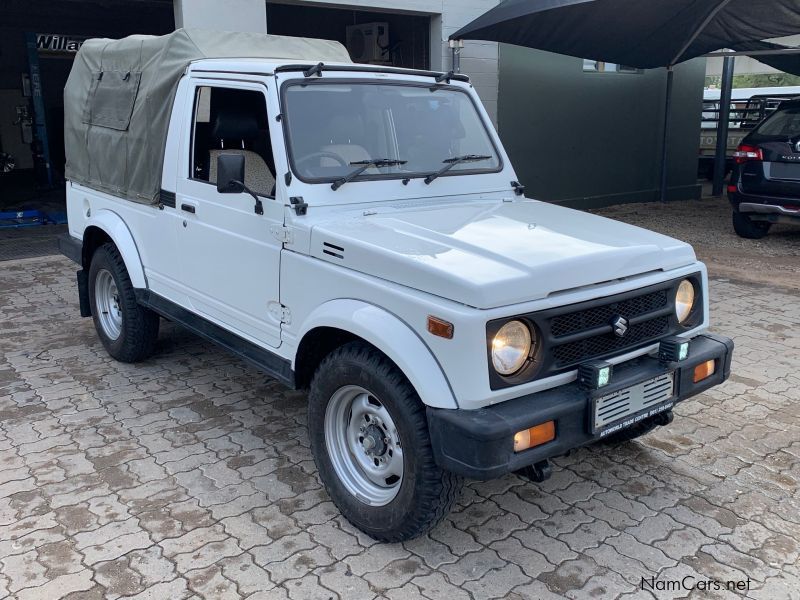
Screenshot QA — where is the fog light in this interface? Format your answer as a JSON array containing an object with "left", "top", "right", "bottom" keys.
[
  {"left": 659, "top": 337, "right": 690, "bottom": 362},
  {"left": 514, "top": 421, "right": 555, "bottom": 452},
  {"left": 578, "top": 361, "right": 613, "bottom": 389},
  {"left": 693, "top": 359, "right": 716, "bottom": 383}
]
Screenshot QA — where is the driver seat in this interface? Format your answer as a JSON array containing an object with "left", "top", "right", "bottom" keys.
[{"left": 208, "top": 110, "right": 275, "bottom": 197}]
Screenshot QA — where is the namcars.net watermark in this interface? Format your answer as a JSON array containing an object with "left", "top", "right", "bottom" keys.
[{"left": 642, "top": 575, "right": 752, "bottom": 593}]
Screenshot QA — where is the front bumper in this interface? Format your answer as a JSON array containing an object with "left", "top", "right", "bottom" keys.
[{"left": 427, "top": 333, "right": 734, "bottom": 480}]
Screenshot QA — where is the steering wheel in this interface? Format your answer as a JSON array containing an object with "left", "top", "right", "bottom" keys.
[{"left": 296, "top": 151, "right": 349, "bottom": 169}]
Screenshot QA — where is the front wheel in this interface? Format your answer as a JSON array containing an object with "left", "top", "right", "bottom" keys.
[
  {"left": 732, "top": 211, "right": 771, "bottom": 239},
  {"left": 88, "top": 243, "right": 159, "bottom": 362},
  {"left": 308, "top": 342, "right": 462, "bottom": 542}
]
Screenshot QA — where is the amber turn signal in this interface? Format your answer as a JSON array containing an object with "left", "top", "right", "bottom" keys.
[
  {"left": 514, "top": 421, "right": 555, "bottom": 452},
  {"left": 427, "top": 316, "right": 454, "bottom": 339},
  {"left": 693, "top": 359, "right": 716, "bottom": 383}
]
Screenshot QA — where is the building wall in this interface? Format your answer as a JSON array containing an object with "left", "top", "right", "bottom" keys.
[
  {"left": 174, "top": 0, "right": 266, "bottom": 33},
  {"left": 0, "top": 0, "right": 174, "bottom": 184},
  {"left": 498, "top": 45, "right": 706, "bottom": 207},
  {"left": 265, "top": 0, "right": 501, "bottom": 122},
  {"left": 172, "top": 0, "right": 501, "bottom": 121},
  {"left": 706, "top": 34, "right": 800, "bottom": 76}
]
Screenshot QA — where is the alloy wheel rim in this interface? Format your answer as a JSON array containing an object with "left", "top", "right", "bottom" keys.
[
  {"left": 95, "top": 269, "right": 123, "bottom": 340},
  {"left": 324, "top": 385, "right": 403, "bottom": 506}
]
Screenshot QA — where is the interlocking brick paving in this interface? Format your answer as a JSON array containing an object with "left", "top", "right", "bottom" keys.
[
  {"left": 0, "top": 225, "right": 68, "bottom": 262},
  {"left": 0, "top": 254, "right": 798, "bottom": 599}
]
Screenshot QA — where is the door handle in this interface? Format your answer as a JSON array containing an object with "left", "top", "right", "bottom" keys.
[{"left": 181, "top": 203, "right": 196, "bottom": 214}]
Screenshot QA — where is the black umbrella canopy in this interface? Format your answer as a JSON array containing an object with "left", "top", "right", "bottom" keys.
[{"left": 452, "top": 0, "right": 800, "bottom": 69}]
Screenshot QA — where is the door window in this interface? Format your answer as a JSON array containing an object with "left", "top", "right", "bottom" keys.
[{"left": 190, "top": 86, "right": 277, "bottom": 198}]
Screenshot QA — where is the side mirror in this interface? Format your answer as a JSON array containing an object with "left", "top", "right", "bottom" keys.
[
  {"left": 216, "top": 153, "right": 246, "bottom": 194},
  {"left": 215, "top": 153, "right": 264, "bottom": 215}
]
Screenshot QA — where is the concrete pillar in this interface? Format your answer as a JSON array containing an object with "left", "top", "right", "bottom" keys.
[{"left": 173, "top": 0, "right": 267, "bottom": 33}]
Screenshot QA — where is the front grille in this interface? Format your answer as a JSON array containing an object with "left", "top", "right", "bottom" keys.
[
  {"left": 552, "top": 316, "right": 669, "bottom": 368},
  {"left": 550, "top": 290, "right": 668, "bottom": 338},
  {"left": 545, "top": 284, "right": 676, "bottom": 370},
  {"left": 486, "top": 274, "right": 701, "bottom": 391}
]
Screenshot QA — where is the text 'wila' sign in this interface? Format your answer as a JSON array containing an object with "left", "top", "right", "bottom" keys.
[{"left": 36, "top": 34, "right": 89, "bottom": 55}]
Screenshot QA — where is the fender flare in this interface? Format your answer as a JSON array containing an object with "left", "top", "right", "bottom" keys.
[
  {"left": 295, "top": 299, "right": 458, "bottom": 409},
  {"left": 84, "top": 209, "right": 147, "bottom": 288}
]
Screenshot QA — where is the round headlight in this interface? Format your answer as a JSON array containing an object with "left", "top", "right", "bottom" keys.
[
  {"left": 492, "top": 320, "right": 533, "bottom": 376},
  {"left": 675, "top": 279, "right": 696, "bottom": 324}
]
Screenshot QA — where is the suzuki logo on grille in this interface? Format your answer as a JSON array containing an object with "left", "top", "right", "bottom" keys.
[{"left": 611, "top": 315, "right": 629, "bottom": 338}]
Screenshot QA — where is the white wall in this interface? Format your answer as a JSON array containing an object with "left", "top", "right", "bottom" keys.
[
  {"left": 267, "top": 0, "right": 501, "bottom": 121},
  {"left": 440, "top": 0, "right": 502, "bottom": 122},
  {"left": 172, "top": 0, "right": 501, "bottom": 120},
  {"left": 174, "top": 0, "right": 267, "bottom": 34},
  {"left": 706, "top": 35, "right": 800, "bottom": 77},
  {"left": 707, "top": 56, "right": 790, "bottom": 77}
]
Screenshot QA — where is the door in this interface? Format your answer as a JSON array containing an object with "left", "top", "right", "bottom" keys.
[{"left": 174, "top": 81, "right": 283, "bottom": 348}]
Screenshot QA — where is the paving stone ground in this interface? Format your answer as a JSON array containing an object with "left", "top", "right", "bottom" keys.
[{"left": 0, "top": 252, "right": 798, "bottom": 600}]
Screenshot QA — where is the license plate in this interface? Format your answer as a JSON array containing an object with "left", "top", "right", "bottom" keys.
[
  {"left": 771, "top": 161, "right": 800, "bottom": 181},
  {"left": 591, "top": 372, "right": 675, "bottom": 437}
]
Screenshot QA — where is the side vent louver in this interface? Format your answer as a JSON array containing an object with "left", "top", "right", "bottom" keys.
[{"left": 323, "top": 242, "right": 344, "bottom": 259}]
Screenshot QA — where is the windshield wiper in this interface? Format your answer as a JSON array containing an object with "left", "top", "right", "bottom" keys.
[
  {"left": 331, "top": 158, "right": 407, "bottom": 191},
  {"left": 423, "top": 154, "right": 493, "bottom": 184}
]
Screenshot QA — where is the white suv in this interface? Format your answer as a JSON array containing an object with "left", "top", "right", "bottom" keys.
[{"left": 59, "top": 30, "right": 733, "bottom": 541}]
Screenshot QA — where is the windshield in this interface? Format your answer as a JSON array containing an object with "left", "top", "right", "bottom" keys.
[
  {"left": 281, "top": 81, "right": 501, "bottom": 183},
  {"left": 754, "top": 106, "right": 800, "bottom": 138}
]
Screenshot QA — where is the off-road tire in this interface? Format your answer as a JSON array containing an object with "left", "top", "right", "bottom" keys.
[
  {"left": 308, "top": 341, "right": 462, "bottom": 542},
  {"left": 732, "top": 211, "right": 771, "bottom": 239},
  {"left": 88, "top": 243, "right": 159, "bottom": 362}
]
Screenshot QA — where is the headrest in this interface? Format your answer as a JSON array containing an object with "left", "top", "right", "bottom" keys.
[
  {"left": 326, "top": 114, "right": 365, "bottom": 143},
  {"left": 212, "top": 109, "right": 259, "bottom": 141}
]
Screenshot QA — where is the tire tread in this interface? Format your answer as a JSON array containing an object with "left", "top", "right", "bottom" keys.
[
  {"left": 309, "top": 342, "right": 462, "bottom": 542},
  {"left": 90, "top": 243, "right": 159, "bottom": 363},
  {"left": 732, "top": 211, "right": 771, "bottom": 239}
]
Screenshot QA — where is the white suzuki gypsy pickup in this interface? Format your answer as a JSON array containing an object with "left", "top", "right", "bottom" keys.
[{"left": 60, "top": 30, "right": 733, "bottom": 541}]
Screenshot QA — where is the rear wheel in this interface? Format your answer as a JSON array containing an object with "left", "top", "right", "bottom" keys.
[
  {"left": 308, "top": 342, "right": 462, "bottom": 542},
  {"left": 732, "top": 211, "right": 771, "bottom": 239},
  {"left": 88, "top": 243, "right": 159, "bottom": 362}
]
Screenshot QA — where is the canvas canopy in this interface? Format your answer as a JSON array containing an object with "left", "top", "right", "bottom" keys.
[{"left": 64, "top": 28, "right": 352, "bottom": 204}]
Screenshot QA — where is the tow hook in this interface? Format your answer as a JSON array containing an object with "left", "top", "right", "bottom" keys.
[
  {"left": 517, "top": 459, "right": 552, "bottom": 483},
  {"left": 654, "top": 410, "right": 674, "bottom": 427}
]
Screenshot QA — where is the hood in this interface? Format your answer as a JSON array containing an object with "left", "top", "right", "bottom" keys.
[{"left": 309, "top": 199, "right": 697, "bottom": 309}]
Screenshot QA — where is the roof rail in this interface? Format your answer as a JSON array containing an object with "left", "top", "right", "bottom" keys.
[{"left": 274, "top": 63, "right": 471, "bottom": 83}]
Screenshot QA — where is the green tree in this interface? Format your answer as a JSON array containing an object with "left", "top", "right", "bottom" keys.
[{"left": 706, "top": 73, "right": 800, "bottom": 89}]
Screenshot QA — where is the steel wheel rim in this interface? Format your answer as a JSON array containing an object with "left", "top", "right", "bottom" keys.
[
  {"left": 95, "top": 269, "right": 123, "bottom": 340},
  {"left": 324, "top": 385, "right": 403, "bottom": 506}
]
